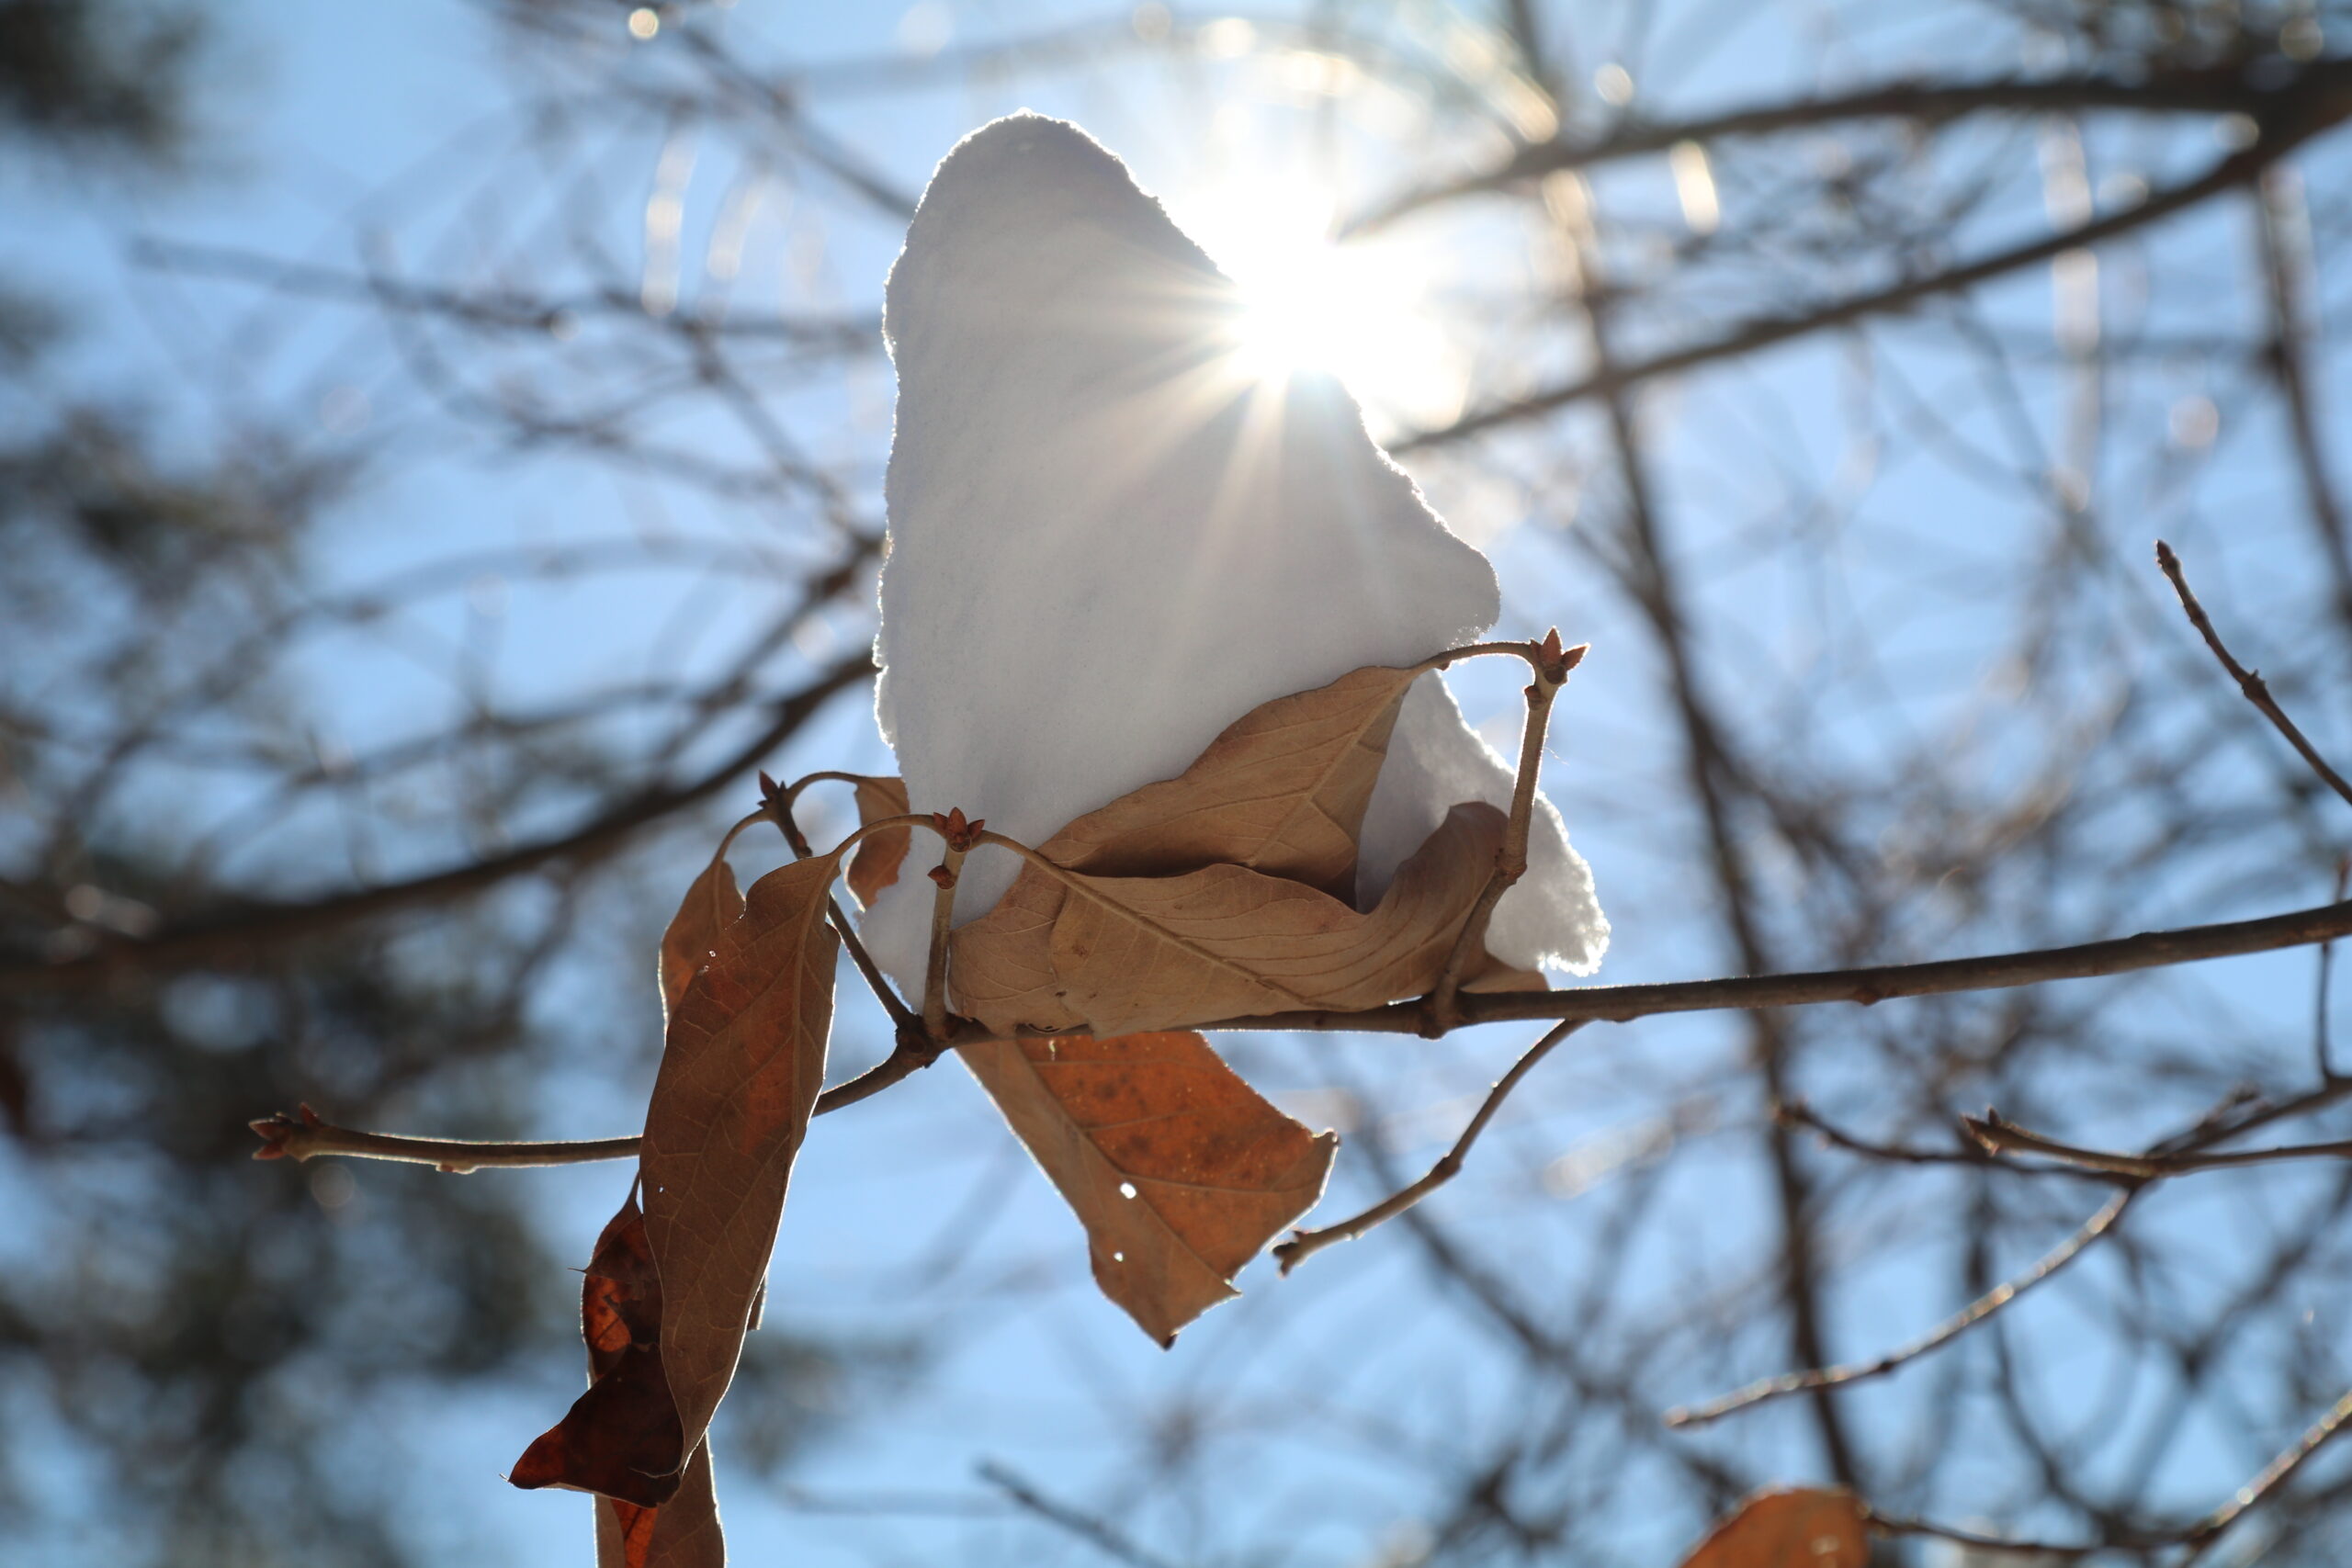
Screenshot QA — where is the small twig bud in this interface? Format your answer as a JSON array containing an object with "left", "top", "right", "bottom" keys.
[{"left": 930, "top": 807, "right": 986, "bottom": 852}]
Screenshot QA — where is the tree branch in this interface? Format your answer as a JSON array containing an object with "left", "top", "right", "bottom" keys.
[
  {"left": 1665, "top": 1190, "right": 2136, "bottom": 1427},
  {"left": 1392, "top": 95, "right": 2352, "bottom": 453},
  {"left": 1200, "top": 895, "right": 2352, "bottom": 1033},
  {"left": 1352, "top": 59, "right": 2352, "bottom": 233},
  {"left": 3, "top": 651, "right": 876, "bottom": 993}
]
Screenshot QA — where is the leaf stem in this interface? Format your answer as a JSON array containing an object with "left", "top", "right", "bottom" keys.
[
  {"left": 1423, "top": 632, "right": 1583, "bottom": 1034},
  {"left": 763, "top": 778, "right": 922, "bottom": 1033}
]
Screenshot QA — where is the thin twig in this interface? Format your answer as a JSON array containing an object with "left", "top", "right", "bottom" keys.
[
  {"left": 1967, "top": 1113, "right": 2352, "bottom": 1179},
  {"left": 1664, "top": 1190, "right": 2136, "bottom": 1427},
  {"left": 2319, "top": 856, "right": 2347, "bottom": 1081},
  {"left": 249, "top": 1107, "right": 639, "bottom": 1173},
  {"left": 761, "top": 772, "right": 922, "bottom": 1034},
  {"left": 975, "top": 1460, "right": 1182, "bottom": 1568},
  {"left": 2175, "top": 1382, "right": 2352, "bottom": 1561},
  {"left": 1276, "top": 1020, "right": 1586, "bottom": 1273},
  {"left": 922, "top": 812, "right": 978, "bottom": 1043},
  {"left": 1862, "top": 1509, "right": 2098, "bottom": 1560},
  {"left": 1861, "top": 1381, "right": 2352, "bottom": 1560},
  {"left": 2155, "top": 539, "right": 2352, "bottom": 810},
  {"left": 1777, "top": 1099, "right": 2000, "bottom": 1168}
]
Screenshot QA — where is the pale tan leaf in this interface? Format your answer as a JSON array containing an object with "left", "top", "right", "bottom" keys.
[
  {"left": 657, "top": 856, "right": 744, "bottom": 1023},
  {"left": 844, "top": 775, "right": 911, "bottom": 907},
  {"left": 1037, "top": 663, "right": 1418, "bottom": 895},
  {"left": 1679, "top": 1488, "right": 1870, "bottom": 1568},
  {"left": 961, "top": 1030, "right": 1337, "bottom": 1344},
  {"left": 957, "top": 803, "right": 1508, "bottom": 1037},
  {"left": 942, "top": 867, "right": 1086, "bottom": 1034}
]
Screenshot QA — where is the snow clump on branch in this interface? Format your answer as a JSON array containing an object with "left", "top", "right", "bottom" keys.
[{"left": 862, "top": 112, "right": 1607, "bottom": 1002}]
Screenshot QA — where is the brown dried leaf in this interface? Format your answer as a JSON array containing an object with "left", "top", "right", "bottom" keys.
[
  {"left": 1037, "top": 663, "right": 1418, "bottom": 894},
  {"left": 515, "top": 852, "right": 838, "bottom": 1525},
  {"left": 511, "top": 1193, "right": 684, "bottom": 1507},
  {"left": 844, "top": 775, "right": 911, "bottom": 906},
  {"left": 961, "top": 1030, "right": 1337, "bottom": 1344},
  {"left": 597, "top": 1444, "right": 719, "bottom": 1568},
  {"left": 1679, "top": 1488, "right": 1869, "bottom": 1568},
  {"left": 658, "top": 856, "right": 745, "bottom": 1023},
  {"left": 643, "top": 852, "right": 838, "bottom": 1450},
  {"left": 955, "top": 802, "right": 1510, "bottom": 1037},
  {"left": 513, "top": 1192, "right": 723, "bottom": 1567}
]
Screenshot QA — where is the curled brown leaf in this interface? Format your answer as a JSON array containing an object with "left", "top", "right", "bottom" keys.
[{"left": 515, "top": 852, "right": 840, "bottom": 1534}]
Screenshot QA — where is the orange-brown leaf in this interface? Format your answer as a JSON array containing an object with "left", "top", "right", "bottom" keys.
[
  {"left": 658, "top": 856, "right": 745, "bottom": 1023},
  {"left": 844, "top": 775, "right": 911, "bottom": 906},
  {"left": 516, "top": 852, "right": 838, "bottom": 1522},
  {"left": 1678, "top": 1488, "right": 1870, "bottom": 1568},
  {"left": 1035, "top": 663, "right": 1418, "bottom": 895},
  {"left": 597, "top": 1445, "right": 720, "bottom": 1568},
  {"left": 960, "top": 1031, "right": 1336, "bottom": 1344},
  {"left": 954, "top": 802, "right": 1510, "bottom": 1037}
]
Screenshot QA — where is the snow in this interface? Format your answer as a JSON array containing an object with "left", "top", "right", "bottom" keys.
[
  {"left": 863, "top": 112, "right": 1606, "bottom": 999},
  {"left": 1358, "top": 674, "right": 1608, "bottom": 974}
]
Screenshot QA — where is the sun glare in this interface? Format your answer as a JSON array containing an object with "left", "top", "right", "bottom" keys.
[{"left": 1173, "top": 180, "right": 1465, "bottom": 432}]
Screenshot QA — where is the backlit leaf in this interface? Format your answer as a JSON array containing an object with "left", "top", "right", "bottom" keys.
[
  {"left": 1678, "top": 1488, "right": 1870, "bottom": 1568},
  {"left": 954, "top": 802, "right": 1517, "bottom": 1037},
  {"left": 961, "top": 1030, "right": 1336, "bottom": 1343},
  {"left": 514, "top": 852, "right": 839, "bottom": 1530},
  {"left": 844, "top": 775, "right": 911, "bottom": 907}
]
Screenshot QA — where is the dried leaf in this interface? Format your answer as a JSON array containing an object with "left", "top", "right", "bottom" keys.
[
  {"left": 659, "top": 857, "right": 745, "bottom": 1022},
  {"left": 961, "top": 1030, "right": 1336, "bottom": 1344},
  {"left": 512, "top": 1193, "right": 684, "bottom": 1507},
  {"left": 597, "top": 1444, "right": 720, "bottom": 1568},
  {"left": 643, "top": 852, "right": 838, "bottom": 1451},
  {"left": 956, "top": 802, "right": 1511, "bottom": 1037},
  {"left": 1035, "top": 663, "right": 1418, "bottom": 895},
  {"left": 515, "top": 852, "right": 839, "bottom": 1520},
  {"left": 844, "top": 775, "right": 911, "bottom": 906},
  {"left": 1679, "top": 1489, "right": 1869, "bottom": 1568}
]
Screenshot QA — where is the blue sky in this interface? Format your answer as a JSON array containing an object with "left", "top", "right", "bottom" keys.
[{"left": 8, "top": 2, "right": 2351, "bottom": 1563}]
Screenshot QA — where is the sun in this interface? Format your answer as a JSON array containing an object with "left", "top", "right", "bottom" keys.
[{"left": 1171, "top": 178, "right": 1466, "bottom": 433}]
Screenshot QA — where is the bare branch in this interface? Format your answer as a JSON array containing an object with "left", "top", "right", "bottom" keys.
[
  {"left": 1665, "top": 1190, "right": 2136, "bottom": 1427},
  {"left": 1354, "top": 59, "right": 2352, "bottom": 233},
  {"left": 1276, "top": 1020, "right": 1586, "bottom": 1273},
  {"left": 1394, "top": 100, "right": 2351, "bottom": 452},
  {"left": 2, "top": 651, "right": 876, "bottom": 992},
  {"left": 2155, "top": 539, "right": 2352, "bottom": 812},
  {"left": 1202, "top": 894, "right": 2352, "bottom": 1033}
]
